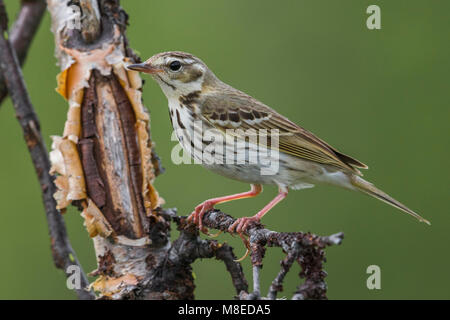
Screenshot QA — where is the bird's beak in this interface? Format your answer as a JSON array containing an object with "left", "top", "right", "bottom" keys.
[{"left": 127, "top": 63, "right": 163, "bottom": 74}]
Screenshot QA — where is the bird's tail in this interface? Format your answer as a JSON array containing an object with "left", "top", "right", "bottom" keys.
[{"left": 350, "top": 176, "right": 430, "bottom": 225}]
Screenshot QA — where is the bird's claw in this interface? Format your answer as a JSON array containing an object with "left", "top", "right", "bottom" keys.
[
  {"left": 188, "top": 207, "right": 261, "bottom": 261},
  {"left": 233, "top": 232, "right": 251, "bottom": 262},
  {"left": 234, "top": 248, "right": 250, "bottom": 262},
  {"left": 207, "top": 230, "right": 223, "bottom": 238},
  {"left": 228, "top": 216, "right": 260, "bottom": 262},
  {"left": 228, "top": 216, "right": 260, "bottom": 234},
  {"left": 187, "top": 200, "right": 218, "bottom": 236}
]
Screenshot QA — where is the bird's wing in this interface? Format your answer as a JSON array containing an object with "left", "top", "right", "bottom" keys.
[{"left": 200, "top": 88, "right": 368, "bottom": 175}]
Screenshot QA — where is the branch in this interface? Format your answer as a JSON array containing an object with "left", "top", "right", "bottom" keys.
[
  {"left": 0, "top": 1, "right": 94, "bottom": 300},
  {"left": 46, "top": 0, "right": 176, "bottom": 300},
  {"left": 162, "top": 209, "right": 249, "bottom": 297},
  {"left": 184, "top": 209, "right": 343, "bottom": 300},
  {"left": 267, "top": 248, "right": 296, "bottom": 299},
  {"left": 0, "top": 0, "right": 46, "bottom": 106}
]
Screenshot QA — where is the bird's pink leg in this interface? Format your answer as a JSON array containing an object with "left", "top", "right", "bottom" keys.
[
  {"left": 188, "top": 184, "right": 263, "bottom": 233},
  {"left": 229, "top": 187, "right": 288, "bottom": 234}
]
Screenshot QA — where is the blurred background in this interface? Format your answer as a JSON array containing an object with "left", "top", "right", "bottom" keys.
[{"left": 0, "top": 0, "right": 448, "bottom": 299}]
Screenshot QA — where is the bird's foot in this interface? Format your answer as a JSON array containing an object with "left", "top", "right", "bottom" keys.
[
  {"left": 228, "top": 216, "right": 261, "bottom": 262},
  {"left": 187, "top": 200, "right": 218, "bottom": 236},
  {"left": 228, "top": 216, "right": 261, "bottom": 234}
]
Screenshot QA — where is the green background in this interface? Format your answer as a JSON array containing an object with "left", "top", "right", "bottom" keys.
[{"left": 0, "top": 0, "right": 448, "bottom": 299}]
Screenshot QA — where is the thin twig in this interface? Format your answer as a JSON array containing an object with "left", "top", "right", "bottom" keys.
[
  {"left": 250, "top": 266, "right": 261, "bottom": 299},
  {"left": 267, "top": 249, "right": 296, "bottom": 299},
  {"left": 0, "top": 0, "right": 46, "bottom": 106},
  {"left": 214, "top": 243, "right": 249, "bottom": 296},
  {"left": 0, "top": 2, "right": 94, "bottom": 300},
  {"left": 199, "top": 209, "right": 343, "bottom": 250}
]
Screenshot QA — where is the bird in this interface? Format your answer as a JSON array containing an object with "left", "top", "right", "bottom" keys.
[{"left": 128, "top": 51, "right": 430, "bottom": 240}]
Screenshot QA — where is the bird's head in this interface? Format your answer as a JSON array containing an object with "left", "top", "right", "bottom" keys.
[{"left": 127, "top": 51, "right": 216, "bottom": 97}]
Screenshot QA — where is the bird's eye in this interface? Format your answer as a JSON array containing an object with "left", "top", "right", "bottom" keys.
[{"left": 169, "top": 61, "right": 182, "bottom": 71}]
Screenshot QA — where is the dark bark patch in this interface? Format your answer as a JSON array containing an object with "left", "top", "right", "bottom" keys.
[{"left": 97, "top": 249, "right": 117, "bottom": 277}]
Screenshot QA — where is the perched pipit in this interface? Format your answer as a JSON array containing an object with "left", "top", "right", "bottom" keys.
[{"left": 128, "top": 51, "right": 429, "bottom": 243}]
